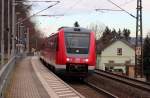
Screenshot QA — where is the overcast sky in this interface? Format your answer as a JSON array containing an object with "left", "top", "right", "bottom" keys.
[{"left": 29, "top": 0, "right": 150, "bottom": 37}]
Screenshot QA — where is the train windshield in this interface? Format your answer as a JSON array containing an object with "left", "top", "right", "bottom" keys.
[{"left": 65, "top": 33, "right": 90, "bottom": 54}]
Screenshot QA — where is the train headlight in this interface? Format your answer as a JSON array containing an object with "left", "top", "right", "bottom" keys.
[
  {"left": 66, "top": 58, "right": 70, "bottom": 61},
  {"left": 85, "top": 59, "right": 89, "bottom": 62}
]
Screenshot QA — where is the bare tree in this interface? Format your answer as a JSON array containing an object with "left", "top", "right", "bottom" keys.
[{"left": 87, "top": 23, "right": 105, "bottom": 40}]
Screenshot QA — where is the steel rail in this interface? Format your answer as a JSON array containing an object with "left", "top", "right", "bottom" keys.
[
  {"left": 95, "top": 69, "right": 150, "bottom": 92},
  {"left": 84, "top": 80, "right": 119, "bottom": 98}
]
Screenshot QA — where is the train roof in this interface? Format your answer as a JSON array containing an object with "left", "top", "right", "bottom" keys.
[{"left": 59, "top": 27, "right": 92, "bottom": 33}]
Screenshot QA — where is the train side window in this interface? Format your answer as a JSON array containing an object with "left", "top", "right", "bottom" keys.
[
  {"left": 54, "top": 36, "right": 57, "bottom": 49},
  {"left": 56, "top": 35, "right": 59, "bottom": 51},
  {"left": 47, "top": 38, "right": 51, "bottom": 48},
  {"left": 41, "top": 43, "right": 45, "bottom": 49},
  {"left": 52, "top": 35, "right": 58, "bottom": 51},
  {"left": 51, "top": 38, "right": 54, "bottom": 49},
  {"left": 47, "top": 34, "right": 58, "bottom": 51}
]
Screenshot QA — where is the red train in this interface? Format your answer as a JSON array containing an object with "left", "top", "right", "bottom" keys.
[{"left": 40, "top": 27, "right": 96, "bottom": 77}]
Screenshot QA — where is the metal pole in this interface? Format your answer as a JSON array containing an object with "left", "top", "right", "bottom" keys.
[
  {"left": 135, "top": 0, "right": 143, "bottom": 78},
  {"left": 17, "top": 20, "right": 20, "bottom": 54},
  {"left": 36, "top": 39, "right": 37, "bottom": 51},
  {"left": 140, "top": 0, "right": 143, "bottom": 78},
  {"left": 12, "top": 0, "right": 16, "bottom": 57},
  {"left": 27, "top": 28, "right": 30, "bottom": 53},
  {"left": 20, "top": 24, "right": 24, "bottom": 54},
  {"left": 8, "top": 0, "right": 11, "bottom": 59},
  {"left": 1, "top": 0, "right": 5, "bottom": 66},
  {"left": 135, "top": 0, "right": 138, "bottom": 77}
]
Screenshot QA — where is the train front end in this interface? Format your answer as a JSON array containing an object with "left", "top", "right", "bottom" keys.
[{"left": 64, "top": 27, "right": 96, "bottom": 76}]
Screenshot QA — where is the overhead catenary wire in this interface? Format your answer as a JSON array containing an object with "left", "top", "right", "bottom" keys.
[
  {"left": 35, "top": 14, "right": 64, "bottom": 17},
  {"left": 62, "top": 0, "right": 83, "bottom": 15},
  {"left": 96, "top": 0, "right": 136, "bottom": 19},
  {"left": 15, "top": 0, "right": 59, "bottom": 3},
  {"left": 96, "top": 9, "right": 123, "bottom": 12},
  {"left": 119, "top": 0, "right": 136, "bottom": 7},
  {"left": 46, "top": 0, "right": 83, "bottom": 28},
  {"left": 38, "top": 0, "right": 86, "bottom": 36},
  {"left": 106, "top": 0, "right": 136, "bottom": 18},
  {"left": 16, "top": 1, "right": 60, "bottom": 24}
]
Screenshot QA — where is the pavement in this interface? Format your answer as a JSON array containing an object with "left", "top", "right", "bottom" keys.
[
  {"left": 4, "top": 57, "right": 50, "bottom": 98},
  {"left": 4, "top": 56, "right": 84, "bottom": 98}
]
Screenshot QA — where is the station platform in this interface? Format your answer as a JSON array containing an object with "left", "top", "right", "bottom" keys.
[{"left": 4, "top": 56, "right": 84, "bottom": 98}]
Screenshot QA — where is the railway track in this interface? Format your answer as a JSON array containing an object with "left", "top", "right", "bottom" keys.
[
  {"left": 63, "top": 77, "right": 118, "bottom": 98},
  {"left": 41, "top": 58, "right": 118, "bottom": 98},
  {"left": 40, "top": 56, "right": 150, "bottom": 97},
  {"left": 95, "top": 69, "right": 150, "bottom": 92},
  {"left": 83, "top": 69, "right": 150, "bottom": 97},
  {"left": 84, "top": 79, "right": 119, "bottom": 98}
]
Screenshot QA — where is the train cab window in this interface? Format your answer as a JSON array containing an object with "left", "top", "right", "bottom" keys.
[{"left": 65, "top": 33, "right": 90, "bottom": 54}]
